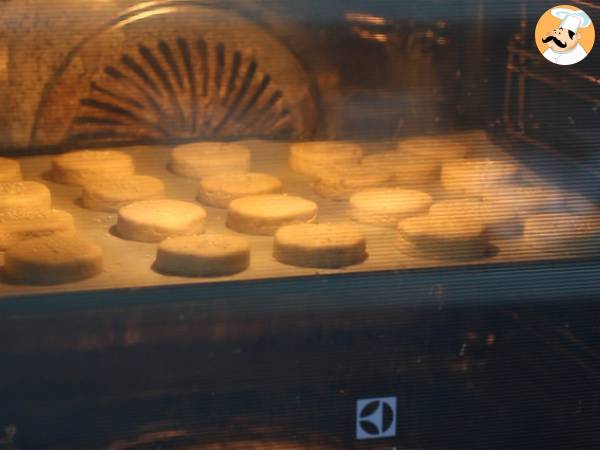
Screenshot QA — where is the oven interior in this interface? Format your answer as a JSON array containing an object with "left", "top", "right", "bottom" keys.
[{"left": 0, "top": 1, "right": 599, "bottom": 449}]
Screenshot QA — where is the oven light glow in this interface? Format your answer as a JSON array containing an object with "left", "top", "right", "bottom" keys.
[
  {"left": 352, "top": 27, "right": 389, "bottom": 43},
  {"left": 345, "top": 12, "right": 387, "bottom": 26}
]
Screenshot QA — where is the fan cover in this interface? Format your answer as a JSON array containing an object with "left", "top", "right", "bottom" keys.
[{"left": 32, "top": 2, "right": 320, "bottom": 148}]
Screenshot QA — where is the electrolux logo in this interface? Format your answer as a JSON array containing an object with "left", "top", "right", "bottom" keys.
[{"left": 356, "top": 396, "right": 397, "bottom": 440}]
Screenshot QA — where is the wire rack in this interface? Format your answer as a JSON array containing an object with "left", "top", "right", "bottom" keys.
[{"left": 504, "top": 0, "right": 600, "bottom": 176}]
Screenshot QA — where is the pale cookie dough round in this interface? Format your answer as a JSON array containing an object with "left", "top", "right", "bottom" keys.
[
  {"left": 52, "top": 150, "right": 135, "bottom": 186},
  {"left": 155, "top": 234, "right": 250, "bottom": 277},
  {"left": 170, "top": 142, "right": 251, "bottom": 179},
  {"left": 274, "top": 223, "right": 367, "bottom": 268},
  {"left": 289, "top": 141, "right": 363, "bottom": 178},
  {"left": 398, "top": 213, "right": 488, "bottom": 259},
  {"left": 4, "top": 233, "right": 103, "bottom": 285},
  {"left": 82, "top": 175, "right": 166, "bottom": 212},
  {"left": 0, "top": 181, "right": 52, "bottom": 214},
  {"left": 117, "top": 199, "right": 207, "bottom": 243},
  {"left": 362, "top": 152, "right": 440, "bottom": 187},
  {"left": 227, "top": 194, "right": 318, "bottom": 236},
  {"left": 198, "top": 172, "right": 282, "bottom": 208},
  {"left": 522, "top": 213, "right": 600, "bottom": 256},
  {"left": 441, "top": 158, "right": 519, "bottom": 195},
  {"left": 430, "top": 198, "right": 521, "bottom": 240},
  {"left": 0, "top": 157, "right": 22, "bottom": 182},
  {"left": 0, "top": 209, "right": 76, "bottom": 250},
  {"left": 397, "top": 136, "right": 470, "bottom": 161},
  {"left": 314, "top": 165, "right": 394, "bottom": 200},
  {"left": 349, "top": 188, "right": 433, "bottom": 227}
]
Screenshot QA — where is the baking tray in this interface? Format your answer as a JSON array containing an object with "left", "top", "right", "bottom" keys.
[{"left": 0, "top": 135, "right": 593, "bottom": 299}]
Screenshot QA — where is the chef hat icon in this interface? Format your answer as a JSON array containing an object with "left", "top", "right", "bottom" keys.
[{"left": 551, "top": 7, "right": 592, "bottom": 33}]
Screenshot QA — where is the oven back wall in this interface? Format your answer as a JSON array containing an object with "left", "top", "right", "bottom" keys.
[
  {"left": 0, "top": 0, "right": 331, "bottom": 151},
  {"left": 0, "top": 0, "right": 501, "bottom": 151}
]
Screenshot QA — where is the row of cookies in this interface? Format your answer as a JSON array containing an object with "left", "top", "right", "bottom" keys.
[
  {"left": 9, "top": 147, "right": 233, "bottom": 284},
  {"left": 116, "top": 196, "right": 367, "bottom": 274},
  {"left": 51, "top": 142, "right": 441, "bottom": 274},
  {"left": 3, "top": 138, "right": 596, "bottom": 284},
  {"left": 286, "top": 138, "right": 492, "bottom": 260},
  {"left": 0, "top": 156, "right": 104, "bottom": 285},
  {"left": 409, "top": 140, "right": 600, "bottom": 257},
  {"left": 169, "top": 139, "right": 599, "bottom": 264},
  {"left": 53, "top": 150, "right": 165, "bottom": 212},
  {"left": 3, "top": 150, "right": 173, "bottom": 285},
  {"left": 54, "top": 148, "right": 261, "bottom": 278},
  {"left": 168, "top": 142, "right": 368, "bottom": 270},
  {"left": 54, "top": 145, "right": 369, "bottom": 279},
  {"left": 1, "top": 151, "right": 166, "bottom": 285},
  {"left": 288, "top": 138, "right": 600, "bottom": 260},
  {"left": 52, "top": 146, "right": 335, "bottom": 279},
  {"left": 54, "top": 148, "right": 255, "bottom": 279},
  {"left": 289, "top": 137, "right": 521, "bottom": 199},
  {"left": 9, "top": 148, "right": 249, "bottom": 282}
]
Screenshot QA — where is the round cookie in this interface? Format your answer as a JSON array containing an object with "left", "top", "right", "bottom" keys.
[
  {"left": 4, "top": 233, "right": 103, "bottom": 285},
  {"left": 349, "top": 188, "right": 433, "bottom": 227},
  {"left": 289, "top": 141, "right": 363, "bottom": 178},
  {"left": 430, "top": 198, "right": 521, "bottom": 240},
  {"left": 82, "top": 175, "right": 166, "bottom": 212},
  {"left": 0, "top": 181, "right": 51, "bottom": 213},
  {"left": 170, "top": 142, "right": 251, "bottom": 179},
  {"left": 0, "top": 157, "right": 22, "bottom": 182},
  {"left": 155, "top": 234, "right": 250, "bottom": 277},
  {"left": 397, "top": 136, "right": 470, "bottom": 161},
  {"left": 274, "top": 223, "right": 367, "bottom": 268},
  {"left": 197, "top": 172, "right": 282, "bottom": 208},
  {"left": 362, "top": 152, "right": 440, "bottom": 187},
  {"left": 227, "top": 194, "right": 318, "bottom": 236},
  {"left": 398, "top": 213, "right": 488, "bottom": 259},
  {"left": 522, "top": 213, "right": 600, "bottom": 256},
  {"left": 117, "top": 200, "right": 207, "bottom": 243},
  {"left": 0, "top": 209, "right": 76, "bottom": 250},
  {"left": 314, "top": 165, "right": 393, "bottom": 200},
  {"left": 441, "top": 158, "right": 519, "bottom": 194},
  {"left": 52, "top": 150, "right": 135, "bottom": 186}
]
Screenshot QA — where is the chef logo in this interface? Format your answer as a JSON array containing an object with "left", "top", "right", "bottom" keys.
[
  {"left": 356, "top": 397, "right": 397, "bottom": 440},
  {"left": 535, "top": 5, "right": 595, "bottom": 65}
]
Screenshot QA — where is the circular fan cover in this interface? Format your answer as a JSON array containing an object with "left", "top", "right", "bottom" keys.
[{"left": 32, "top": 2, "right": 320, "bottom": 147}]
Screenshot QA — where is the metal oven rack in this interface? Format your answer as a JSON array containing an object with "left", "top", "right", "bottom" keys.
[{"left": 504, "top": 1, "right": 600, "bottom": 163}]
